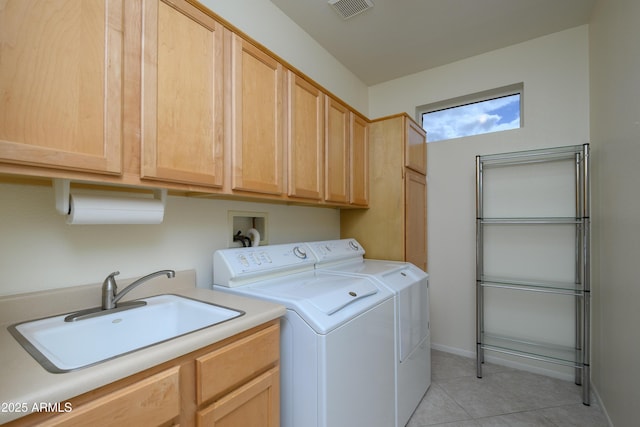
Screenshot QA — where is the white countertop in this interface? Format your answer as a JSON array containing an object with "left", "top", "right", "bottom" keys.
[{"left": 0, "top": 270, "right": 285, "bottom": 423}]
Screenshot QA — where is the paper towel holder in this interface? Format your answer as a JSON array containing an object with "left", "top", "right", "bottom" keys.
[{"left": 53, "top": 179, "right": 167, "bottom": 216}]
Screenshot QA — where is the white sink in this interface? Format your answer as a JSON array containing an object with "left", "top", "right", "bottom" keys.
[{"left": 9, "top": 294, "right": 244, "bottom": 373}]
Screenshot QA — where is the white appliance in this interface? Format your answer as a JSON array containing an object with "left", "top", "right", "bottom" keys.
[
  {"left": 212, "top": 243, "right": 395, "bottom": 427},
  {"left": 307, "top": 239, "right": 431, "bottom": 427}
]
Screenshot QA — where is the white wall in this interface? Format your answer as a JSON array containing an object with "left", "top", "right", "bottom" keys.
[
  {"left": 589, "top": 0, "right": 640, "bottom": 424},
  {"left": 369, "top": 26, "right": 590, "bottom": 377},
  {"left": 0, "top": 182, "right": 339, "bottom": 295},
  {"left": 199, "top": 0, "right": 369, "bottom": 115}
]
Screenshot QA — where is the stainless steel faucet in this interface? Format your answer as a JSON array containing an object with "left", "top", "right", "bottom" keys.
[
  {"left": 64, "top": 269, "right": 176, "bottom": 322},
  {"left": 102, "top": 270, "right": 176, "bottom": 310}
]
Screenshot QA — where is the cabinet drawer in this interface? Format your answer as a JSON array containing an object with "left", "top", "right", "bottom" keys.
[
  {"left": 39, "top": 366, "right": 180, "bottom": 427},
  {"left": 196, "top": 323, "right": 279, "bottom": 404},
  {"left": 196, "top": 366, "right": 280, "bottom": 427}
]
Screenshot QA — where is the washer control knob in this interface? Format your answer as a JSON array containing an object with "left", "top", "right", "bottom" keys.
[
  {"left": 293, "top": 246, "right": 307, "bottom": 259},
  {"left": 348, "top": 240, "right": 359, "bottom": 251}
]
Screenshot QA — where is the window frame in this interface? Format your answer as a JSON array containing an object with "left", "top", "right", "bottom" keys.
[{"left": 416, "top": 83, "right": 524, "bottom": 143}]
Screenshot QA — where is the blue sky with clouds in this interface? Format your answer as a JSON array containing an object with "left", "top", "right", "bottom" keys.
[{"left": 422, "top": 94, "right": 520, "bottom": 142}]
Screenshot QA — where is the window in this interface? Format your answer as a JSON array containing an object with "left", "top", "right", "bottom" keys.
[{"left": 417, "top": 84, "right": 523, "bottom": 143}]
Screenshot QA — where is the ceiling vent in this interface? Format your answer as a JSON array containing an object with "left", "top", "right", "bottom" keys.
[{"left": 328, "top": 0, "right": 374, "bottom": 20}]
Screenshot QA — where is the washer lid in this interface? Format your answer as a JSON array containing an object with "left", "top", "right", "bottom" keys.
[
  {"left": 321, "top": 259, "right": 429, "bottom": 292},
  {"left": 308, "top": 278, "right": 378, "bottom": 315},
  {"left": 226, "top": 271, "right": 392, "bottom": 334}
]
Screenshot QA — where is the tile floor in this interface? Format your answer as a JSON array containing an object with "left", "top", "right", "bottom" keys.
[{"left": 407, "top": 350, "right": 610, "bottom": 427}]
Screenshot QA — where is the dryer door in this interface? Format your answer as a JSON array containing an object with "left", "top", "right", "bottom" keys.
[{"left": 384, "top": 268, "right": 430, "bottom": 361}]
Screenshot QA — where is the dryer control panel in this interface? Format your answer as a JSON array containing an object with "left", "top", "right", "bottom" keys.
[{"left": 307, "top": 238, "right": 365, "bottom": 266}]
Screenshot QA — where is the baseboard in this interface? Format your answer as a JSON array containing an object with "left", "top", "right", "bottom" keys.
[
  {"left": 431, "top": 342, "right": 475, "bottom": 358},
  {"left": 591, "top": 386, "right": 614, "bottom": 427}
]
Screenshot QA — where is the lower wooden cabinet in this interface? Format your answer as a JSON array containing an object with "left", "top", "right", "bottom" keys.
[
  {"left": 196, "top": 367, "right": 279, "bottom": 427},
  {"left": 7, "top": 320, "right": 280, "bottom": 427},
  {"left": 195, "top": 321, "right": 280, "bottom": 426},
  {"left": 30, "top": 367, "right": 181, "bottom": 427}
]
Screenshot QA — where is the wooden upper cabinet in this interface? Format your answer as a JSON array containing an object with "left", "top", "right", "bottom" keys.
[
  {"left": 0, "top": 0, "right": 123, "bottom": 175},
  {"left": 287, "top": 72, "right": 324, "bottom": 201},
  {"left": 230, "top": 33, "right": 285, "bottom": 195},
  {"left": 140, "top": 0, "right": 224, "bottom": 187},
  {"left": 405, "top": 118, "right": 427, "bottom": 174},
  {"left": 350, "top": 114, "right": 369, "bottom": 206},
  {"left": 341, "top": 114, "right": 427, "bottom": 270},
  {"left": 0, "top": 0, "right": 370, "bottom": 209},
  {"left": 325, "top": 96, "right": 350, "bottom": 204}
]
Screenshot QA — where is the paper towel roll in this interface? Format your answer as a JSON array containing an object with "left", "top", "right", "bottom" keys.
[{"left": 67, "top": 194, "right": 165, "bottom": 224}]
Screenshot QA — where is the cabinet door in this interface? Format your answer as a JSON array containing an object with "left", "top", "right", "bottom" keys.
[
  {"left": 405, "top": 168, "right": 427, "bottom": 271},
  {"left": 197, "top": 367, "right": 279, "bottom": 427},
  {"left": 196, "top": 322, "right": 279, "bottom": 404},
  {"left": 41, "top": 367, "right": 180, "bottom": 427},
  {"left": 350, "top": 114, "right": 369, "bottom": 206},
  {"left": 405, "top": 118, "right": 427, "bottom": 174},
  {"left": 325, "top": 96, "right": 349, "bottom": 204},
  {"left": 140, "top": 0, "right": 224, "bottom": 187},
  {"left": 0, "top": 0, "right": 123, "bottom": 175},
  {"left": 231, "top": 34, "right": 285, "bottom": 195},
  {"left": 287, "top": 72, "right": 324, "bottom": 200}
]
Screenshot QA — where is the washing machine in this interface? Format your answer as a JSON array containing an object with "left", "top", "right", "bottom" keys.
[
  {"left": 212, "top": 242, "right": 395, "bottom": 427},
  {"left": 307, "top": 238, "right": 431, "bottom": 427}
]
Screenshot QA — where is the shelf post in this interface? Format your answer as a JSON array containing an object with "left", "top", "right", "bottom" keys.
[
  {"left": 582, "top": 143, "right": 591, "bottom": 405},
  {"left": 476, "top": 155, "right": 484, "bottom": 378},
  {"left": 574, "top": 152, "right": 583, "bottom": 385}
]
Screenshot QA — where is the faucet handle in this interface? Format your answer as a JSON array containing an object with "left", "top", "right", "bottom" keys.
[
  {"left": 103, "top": 271, "right": 120, "bottom": 290},
  {"left": 101, "top": 271, "right": 120, "bottom": 310},
  {"left": 106, "top": 271, "right": 120, "bottom": 280}
]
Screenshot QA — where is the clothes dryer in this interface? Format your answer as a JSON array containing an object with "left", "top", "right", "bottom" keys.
[{"left": 307, "top": 239, "right": 431, "bottom": 427}]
